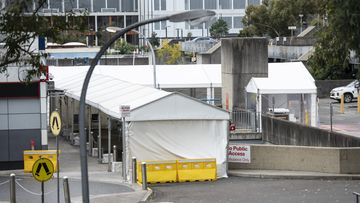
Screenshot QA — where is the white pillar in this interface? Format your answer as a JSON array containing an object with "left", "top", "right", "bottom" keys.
[{"left": 311, "top": 93, "right": 317, "bottom": 127}]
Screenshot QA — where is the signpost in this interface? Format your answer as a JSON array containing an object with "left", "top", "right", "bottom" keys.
[
  {"left": 120, "top": 105, "right": 130, "bottom": 179},
  {"left": 32, "top": 158, "right": 54, "bottom": 203},
  {"left": 50, "top": 110, "right": 62, "bottom": 203}
]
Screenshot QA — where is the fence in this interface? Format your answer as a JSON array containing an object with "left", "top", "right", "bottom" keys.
[{"left": 230, "top": 109, "right": 257, "bottom": 132}]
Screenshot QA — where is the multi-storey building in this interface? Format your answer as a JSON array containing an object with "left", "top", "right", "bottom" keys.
[{"left": 1, "top": 0, "right": 262, "bottom": 44}]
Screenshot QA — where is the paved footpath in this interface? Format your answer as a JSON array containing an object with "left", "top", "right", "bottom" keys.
[{"left": 0, "top": 135, "right": 150, "bottom": 203}]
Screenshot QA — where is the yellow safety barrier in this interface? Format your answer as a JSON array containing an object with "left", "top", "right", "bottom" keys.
[
  {"left": 137, "top": 160, "right": 177, "bottom": 184},
  {"left": 177, "top": 158, "right": 216, "bottom": 182},
  {"left": 23, "top": 150, "right": 60, "bottom": 173}
]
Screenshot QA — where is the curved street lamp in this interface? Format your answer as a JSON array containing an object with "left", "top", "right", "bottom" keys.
[
  {"left": 106, "top": 27, "right": 157, "bottom": 88},
  {"left": 78, "top": 10, "right": 215, "bottom": 203}
]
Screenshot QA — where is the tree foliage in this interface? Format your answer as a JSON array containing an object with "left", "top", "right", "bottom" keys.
[
  {"left": 148, "top": 32, "right": 160, "bottom": 48},
  {"left": 209, "top": 18, "right": 229, "bottom": 38},
  {"left": 0, "top": 0, "right": 86, "bottom": 80},
  {"left": 308, "top": 0, "right": 360, "bottom": 79},
  {"left": 114, "top": 39, "right": 135, "bottom": 54},
  {"left": 157, "top": 40, "right": 182, "bottom": 65},
  {"left": 239, "top": 0, "right": 325, "bottom": 38}
]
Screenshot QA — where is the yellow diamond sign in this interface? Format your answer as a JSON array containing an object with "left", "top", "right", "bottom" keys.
[
  {"left": 50, "top": 111, "right": 62, "bottom": 136},
  {"left": 32, "top": 158, "right": 54, "bottom": 182}
]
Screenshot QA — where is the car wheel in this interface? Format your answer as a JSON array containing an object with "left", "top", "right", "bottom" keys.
[{"left": 344, "top": 93, "right": 353, "bottom": 103}]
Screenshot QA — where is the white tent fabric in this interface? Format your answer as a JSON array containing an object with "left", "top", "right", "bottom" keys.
[
  {"left": 246, "top": 62, "right": 316, "bottom": 94},
  {"left": 52, "top": 70, "right": 229, "bottom": 178},
  {"left": 49, "top": 64, "right": 221, "bottom": 88}
]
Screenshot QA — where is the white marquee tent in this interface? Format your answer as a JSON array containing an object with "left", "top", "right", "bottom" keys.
[
  {"left": 51, "top": 70, "right": 229, "bottom": 179},
  {"left": 246, "top": 62, "right": 317, "bottom": 128}
]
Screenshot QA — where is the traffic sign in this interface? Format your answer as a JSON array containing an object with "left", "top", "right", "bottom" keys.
[
  {"left": 32, "top": 158, "right": 54, "bottom": 182},
  {"left": 50, "top": 111, "right": 62, "bottom": 136}
]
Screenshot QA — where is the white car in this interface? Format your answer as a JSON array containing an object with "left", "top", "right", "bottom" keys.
[{"left": 330, "top": 80, "right": 359, "bottom": 103}]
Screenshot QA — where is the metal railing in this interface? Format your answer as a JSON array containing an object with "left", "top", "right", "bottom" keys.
[{"left": 230, "top": 109, "right": 257, "bottom": 132}]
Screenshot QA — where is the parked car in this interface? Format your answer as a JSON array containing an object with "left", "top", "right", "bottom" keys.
[
  {"left": 330, "top": 80, "right": 359, "bottom": 103},
  {"left": 191, "top": 37, "right": 217, "bottom": 44}
]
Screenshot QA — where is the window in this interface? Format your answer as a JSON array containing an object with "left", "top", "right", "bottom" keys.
[
  {"left": 93, "top": 0, "right": 105, "bottom": 12},
  {"left": 64, "top": 0, "right": 76, "bottom": 12},
  {"left": 190, "top": 23, "right": 203, "bottom": 30},
  {"left": 154, "top": 21, "right": 167, "bottom": 30},
  {"left": 154, "top": 0, "right": 166, "bottom": 10},
  {"left": 107, "top": 0, "right": 119, "bottom": 11},
  {"left": 222, "top": 17, "right": 232, "bottom": 29},
  {"left": 49, "top": 0, "right": 62, "bottom": 11},
  {"left": 121, "top": 0, "right": 138, "bottom": 12},
  {"left": 185, "top": 0, "right": 189, "bottom": 10},
  {"left": 219, "top": 0, "right": 231, "bottom": 9},
  {"left": 205, "top": 0, "right": 216, "bottom": 9},
  {"left": 79, "top": 0, "right": 91, "bottom": 10},
  {"left": 234, "top": 16, "right": 243, "bottom": 28},
  {"left": 154, "top": 22, "right": 160, "bottom": 30},
  {"left": 161, "top": 21, "right": 167, "bottom": 30},
  {"left": 190, "top": 0, "right": 203, "bottom": 9},
  {"left": 248, "top": 0, "right": 261, "bottom": 6},
  {"left": 233, "top": 0, "right": 245, "bottom": 9}
]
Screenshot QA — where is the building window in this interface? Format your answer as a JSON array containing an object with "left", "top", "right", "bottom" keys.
[
  {"left": 154, "top": 0, "right": 166, "bottom": 10},
  {"left": 233, "top": 0, "right": 245, "bottom": 9},
  {"left": 219, "top": 0, "right": 231, "bottom": 9},
  {"left": 205, "top": 0, "right": 216, "bottom": 9},
  {"left": 185, "top": 0, "right": 189, "bottom": 10},
  {"left": 93, "top": 0, "right": 105, "bottom": 12},
  {"left": 154, "top": 21, "right": 160, "bottom": 30},
  {"left": 107, "top": 0, "right": 119, "bottom": 11},
  {"left": 248, "top": 0, "right": 261, "bottom": 6},
  {"left": 233, "top": 16, "right": 243, "bottom": 28},
  {"left": 190, "top": 0, "right": 203, "bottom": 9},
  {"left": 121, "top": 0, "right": 138, "bottom": 12},
  {"left": 222, "top": 17, "right": 232, "bottom": 29},
  {"left": 154, "top": 20, "right": 167, "bottom": 30},
  {"left": 161, "top": 21, "right": 167, "bottom": 30},
  {"left": 49, "top": 0, "right": 62, "bottom": 11},
  {"left": 79, "top": 0, "right": 91, "bottom": 11},
  {"left": 64, "top": 0, "right": 76, "bottom": 12}
]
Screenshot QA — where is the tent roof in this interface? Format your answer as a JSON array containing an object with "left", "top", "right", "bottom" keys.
[
  {"left": 54, "top": 71, "right": 229, "bottom": 121},
  {"left": 49, "top": 64, "right": 221, "bottom": 88},
  {"left": 246, "top": 62, "right": 316, "bottom": 94}
]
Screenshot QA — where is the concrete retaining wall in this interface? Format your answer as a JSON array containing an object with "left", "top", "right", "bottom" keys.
[
  {"left": 229, "top": 144, "right": 360, "bottom": 174},
  {"left": 262, "top": 116, "right": 360, "bottom": 147}
]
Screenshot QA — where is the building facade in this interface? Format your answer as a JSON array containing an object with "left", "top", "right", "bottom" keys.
[{"left": 1, "top": 0, "right": 262, "bottom": 45}]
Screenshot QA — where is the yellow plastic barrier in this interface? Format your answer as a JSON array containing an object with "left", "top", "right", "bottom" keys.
[
  {"left": 177, "top": 158, "right": 216, "bottom": 182},
  {"left": 137, "top": 160, "right": 177, "bottom": 184},
  {"left": 23, "top": 150, "right": 60, "bottom": 173}
]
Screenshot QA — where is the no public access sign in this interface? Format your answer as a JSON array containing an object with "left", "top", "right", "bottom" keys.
[{"left": 228, "top": 145, "right": 251, "bottom": 163}]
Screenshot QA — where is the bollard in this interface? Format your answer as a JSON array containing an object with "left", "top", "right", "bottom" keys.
[
  {"left": 63, "top": 176, "right": 71, "bottom": 203},
  {"left": 354, "top": 192, "right": 360, "bottom": 203},
  {"left": 132, "top": 157, "right": 137, "bottom": 184},
  {"left": 141, "top": 162, "right": 147, "bottom": 190},
  {"left": 340, "top": 94, "right": 344, "bottom": 113},
  {"left": 10, "top": 173, "right": 16, "bottom": 203},
  {"left": 113, "top": 145, "right": 117, "bottom": 162}
]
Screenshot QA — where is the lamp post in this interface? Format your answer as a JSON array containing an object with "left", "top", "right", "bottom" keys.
[
  {"left": 299, "top": 14, "right": 304, "bottom": 33},
  {"left": 78, "top": 10, "right": 215, "bottom": 203},
  {"left": 107, "top": 27, "right": 157, "bottom": 88}
]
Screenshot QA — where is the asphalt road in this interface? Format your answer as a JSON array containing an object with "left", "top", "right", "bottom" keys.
[{"left": 148, "top": 177, "right": 360, "bottom": 203}]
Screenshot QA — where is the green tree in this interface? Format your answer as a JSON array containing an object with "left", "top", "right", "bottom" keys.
[
  {"left": 0, "top": 0, "right": 86, "bottom": 80},
  {"left": 157, "top": 40, "right": 182, "bottom": 64},
  {"left": 308, "top": 0, "right": 360, "bottom": 79},
  {"left": 209, "top": 18, "right": 229, "bottom": 38},
  {"left": 239, "top": 0, "right": 324, "bottom": 38},
  {"left": 114, "top": 39, "right": 135, "bottom": 54},
  {"left": 148, "top": 32, "right": 160, "bottom": 48}
]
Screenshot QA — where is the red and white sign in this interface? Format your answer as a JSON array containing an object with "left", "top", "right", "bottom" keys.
[
  {"left": 120, "top": 105, "right": 130, "bottom": 117},
  {"left": 228, "top": 145, "right": 251, "bottom": 163}
]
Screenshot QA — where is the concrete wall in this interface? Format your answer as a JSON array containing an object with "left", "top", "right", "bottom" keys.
[
  {"left": 229, "top": 144, "right": 360, "bottom": 174},
  {"left": 316, "top": 80, "right": 354, "bottom": 98},
  {"left": 221, "top": 38, "right": 268, "bottom": 111},
  {"left": 262, "top": 115, "right": 360, "bottom": 147}
]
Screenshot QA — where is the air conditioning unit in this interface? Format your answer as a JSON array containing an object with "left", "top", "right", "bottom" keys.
[
  {"left": 101, "top": 8, "right": 116, "bottom": 12},
  {"left": 42, "top": 8, "right": 59, "bottom": 13}
]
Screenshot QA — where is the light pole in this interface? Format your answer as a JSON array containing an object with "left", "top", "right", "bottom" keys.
[
  {"left": 107, "top": 27, "right": 157, "bottom": 89},
  {"left": 299, "top": 14, "right": 304, "bottom": 33},
  {"left": 78, "top": 10, "right": 215, "bottom": 203}
]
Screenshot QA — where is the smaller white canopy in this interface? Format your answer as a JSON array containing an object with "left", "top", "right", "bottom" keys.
[{"left": 246, "top": 62, "right": 316, "bottom": 94}]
